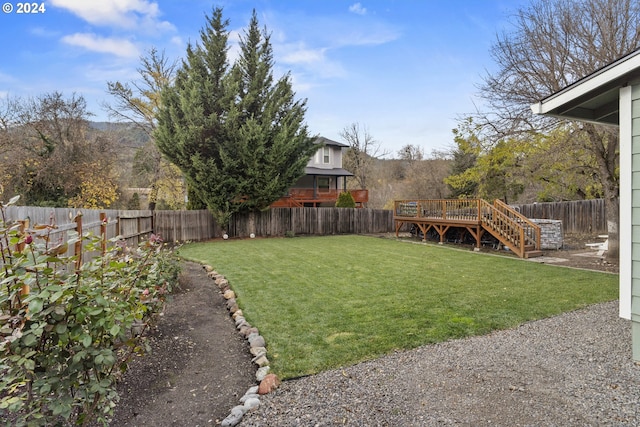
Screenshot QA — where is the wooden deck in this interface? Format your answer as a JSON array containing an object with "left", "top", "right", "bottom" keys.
[
  {"left": 394, "top": 199, "right": 542, "bottom": 259},
  {"left": 271, "top": 189, "right": 368, "bottom": 208}
]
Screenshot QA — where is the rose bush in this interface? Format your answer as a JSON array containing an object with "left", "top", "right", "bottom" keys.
[{"left": 0, "top": 196, "right": 181, "bottom": 426}]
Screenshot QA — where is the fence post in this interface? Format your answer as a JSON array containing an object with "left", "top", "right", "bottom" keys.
[
  {"left": 74, "top": 212, "right": 83, "bottom": 271},
  {"left": 17, "top": 218, "right": 30, "bottom": 297},
  {"left": 100, "top": 212, "right": 107, "bottom": 256}
]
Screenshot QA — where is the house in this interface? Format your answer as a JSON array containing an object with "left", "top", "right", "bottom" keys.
[
  {"left": 531, "top": 47, "right": 640, "bottom": 360},
  {"left": 271, "top": 136, "right": 368, "bottom": 207}
]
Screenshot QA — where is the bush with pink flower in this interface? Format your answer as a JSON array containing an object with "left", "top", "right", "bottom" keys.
[{"left": 0, "top": 196, "right": 181, "bottom": 426}]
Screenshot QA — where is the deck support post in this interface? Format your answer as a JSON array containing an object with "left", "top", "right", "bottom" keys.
[
  {"left": 465, "top": 226, "right": 484, "bottom": 249},
  {"left": 433, "top": 224, "right": 450, "bottom": 244}
]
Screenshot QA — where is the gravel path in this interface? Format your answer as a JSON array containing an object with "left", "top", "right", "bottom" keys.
[{"left": 241, "top": 301, "right": 640, "bottom": 426}]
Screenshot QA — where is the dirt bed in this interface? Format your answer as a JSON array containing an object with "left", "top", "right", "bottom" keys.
[{"left": 109, "top": 262, "right": 256, "bottom": 426}]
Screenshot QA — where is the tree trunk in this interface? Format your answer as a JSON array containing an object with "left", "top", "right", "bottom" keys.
[
  {"left": 585, "top": 125, "right": 619, "bottom": 262},
  {"left": 605, "top": 194, "right": 619, "bottom": 261}
]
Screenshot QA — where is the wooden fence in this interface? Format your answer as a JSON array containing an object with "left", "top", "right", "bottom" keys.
[
  {"left": 154, "top": 209, "right": 222, "bottom": 242},
  {"left": 2, "top": 207, "right": 395, "bottom": 246},
  {"left": 515, "top": 199, "right": 607, "bottom": 234},
  {"left": 3, "top": 207, "right": 153, "bottom": 262},
  {"left": 229, "top": 207, "right": 394, "bottom": 237},
  {"left": 2, "top": 200, "right": 607, "bottom": 246}
]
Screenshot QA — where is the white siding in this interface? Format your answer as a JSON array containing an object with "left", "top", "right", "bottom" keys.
[
  {"left": 620, "top": 85, "right": 632, "bottom": 320},
  {"left": 629, "top": 84, "right": 640, "bottom": 359},
  {"left": 307, "top": 145, "right": 344, "bottom": 169}
]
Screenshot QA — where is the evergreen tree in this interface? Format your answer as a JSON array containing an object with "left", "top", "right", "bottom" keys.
[{"left": 155, "top": 8, "right": 316, "bottom": 228}]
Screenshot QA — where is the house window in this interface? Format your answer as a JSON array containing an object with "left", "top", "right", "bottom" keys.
[
  {"left": 318, "top": 177, "right": 330, "bottom": 191},
  {"left": 323, "top": 147, "right": 330, "bottom": 164}
]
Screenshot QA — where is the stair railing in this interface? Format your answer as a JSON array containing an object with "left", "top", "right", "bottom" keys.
[
  {"left": 479, "top": 200, "right": 526, "bottom": 257},
  {"left": 493, "top": 199, "right": 541, "bottom": 250}
]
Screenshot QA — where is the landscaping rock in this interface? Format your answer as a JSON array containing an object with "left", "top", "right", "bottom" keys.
[
  {"left": 243, "top": 397, "right": 260, "bottom": 411},
  {"left": 223, "top": 289, "right": 236, "bottom": 300},
  {"left": 221, "top": 406, "right": 246, "bottom": 427},
  {"left": 240, "top": 393, "right": 260, "bottom": 403},
  {"left": 250, "top": 346, "right": 267, "bottom": 357},
  {"left": 248, "top": 334, "right": 266, "bottom": 348},
  {"left": 258, "top": 374, "right": 280, "bottom": 395},
  {"left": 252, "top": 355, "right": 269, "bottom": 367},
  {"left": 238, "top": 326, "right": 252, "bottom": 337},
  {"left": 232, "top": 309, "right": 244, "bottom": 319},
  {"left": 255, "top": 366, "right": 270, "bottom": 382},
  {"left": 236, "top": 320, "right": 250, "bottom": 330},
  {"left": 244, "top": 327, "right": 259, "bottom": 337}
]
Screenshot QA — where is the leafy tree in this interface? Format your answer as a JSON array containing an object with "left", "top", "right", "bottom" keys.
[
  {"left": 446, "top": 119, "right": 481, "bottom": 198},
  {"left": 525, "top": 126, "right": 602, "bottom": 202},
  {"left": 473, "top": 0, "right": 640, "bottom": 259},
  {"left": 445, "top": 119, "right": 603, "bottom": 204},
  {"left": 105, "top": 48, "right": 185, "bottom": 210},
  {"left": 155, "top": 8, "right": 316, "bottom": 229},
  {"left": 127, "top": 192, "right": 141, "bottom": 210},
  {"left": 335, "top": 191, "right": 356, "bottom": 208}
]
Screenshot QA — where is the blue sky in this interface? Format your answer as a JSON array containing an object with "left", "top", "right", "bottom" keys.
[{"left": 0, "top": 0, "right": 528, "bottom": 156}]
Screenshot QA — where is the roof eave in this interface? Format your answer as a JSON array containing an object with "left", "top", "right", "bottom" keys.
[{"left": 531, "top": 48, "right": 640, "bottom": 121}]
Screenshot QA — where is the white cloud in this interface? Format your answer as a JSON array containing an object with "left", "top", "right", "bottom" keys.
[
  {"left": 49, "top": 0, "right": 174, "bottom": 32},
  {"left": 349, "top": 3, "right": 367, "bottom": 15},
  {"left": 281, "top": 44, "right": 327, "bottom": 65},
  {"left": 61, "top": 33, "right": 140, "bottom": 58},
  {"left": 29, "top": 26, "right": 60, "bottom": 38}
]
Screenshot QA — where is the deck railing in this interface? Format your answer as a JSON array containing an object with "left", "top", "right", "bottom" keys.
[
  {"left": 272, "top": 189, "right": 369, "bottom": 207},
  {"left": 395, "top": 199, "right": 480, "bottom": 222}
]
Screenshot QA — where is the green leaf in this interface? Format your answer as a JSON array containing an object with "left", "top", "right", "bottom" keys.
[
  {"left": 109, "top": 325, "right": 121, "bottom": 336},
  {"left": 88, "top": 307, "right": 103, "bottom": 316},
  {"left": 28, "top": 298, "right": 44, "bottom": 315},
  {"left": 22, "top": 333, "right": 37, "bottom": 347},
  {"left": 82, "top": 334, "right": 92, "bottom": 348},
  {"left": 55, "top": 323, "right": 67, "bottom": 334},
  {"left": 73, "top": 350, "right": 85, "bottom": 363},
  {"left": 23, "top": 359, "right": 35, "bottom": 371},
  {"left": 50, "top": 291, "right": 64, "bottom": 303}
]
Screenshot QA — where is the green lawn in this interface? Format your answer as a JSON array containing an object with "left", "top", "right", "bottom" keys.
[{"left": 178, "top": 235, "right": 618, "bottom": 379}]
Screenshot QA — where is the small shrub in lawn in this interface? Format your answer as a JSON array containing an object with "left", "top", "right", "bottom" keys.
[
  {"left": 284, "top": 230, "right": 296, "bottom": 238},
  {"left": 0, "top": 195, "right": 181, "bottom": 426}
]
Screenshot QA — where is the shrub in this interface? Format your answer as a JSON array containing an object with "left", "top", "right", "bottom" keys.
[
  {"left": 335, "top": 191, "right": 356, "bottom": 208},
  {"left": 0, "top": 196, "right": 181, "bottom": 426}
]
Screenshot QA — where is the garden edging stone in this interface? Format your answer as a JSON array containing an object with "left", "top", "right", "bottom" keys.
[{"left": 208, "top": 264, "right": 281, "bottom": 427}]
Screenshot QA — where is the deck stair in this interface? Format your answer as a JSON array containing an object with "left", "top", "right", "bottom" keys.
[{"left": 394, "top": 198, "right": 542, "bottom": 259}]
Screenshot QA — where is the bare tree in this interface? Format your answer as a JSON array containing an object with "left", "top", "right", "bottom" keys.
[
  {"left": 0, "top": 92, "right": 119, "bottom": 207},
  {"left": 340, "top": 122, "right": 388, "bottom": 191},
  {"left": 472, "top": 0, "right": 640, "bottom": 259}
]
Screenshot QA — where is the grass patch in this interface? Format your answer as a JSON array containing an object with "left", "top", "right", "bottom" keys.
[{"left": 179, "top": 235, "right": 618, "bottom": 379}]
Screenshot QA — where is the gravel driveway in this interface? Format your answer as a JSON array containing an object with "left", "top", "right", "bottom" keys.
[{"left": 241, "top": 300, "right": 639, "bottom": 426}]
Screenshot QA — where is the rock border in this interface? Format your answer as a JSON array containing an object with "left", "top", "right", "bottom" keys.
[{"left": 203, "top": 265, "right": 280, "bottom": 427}]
